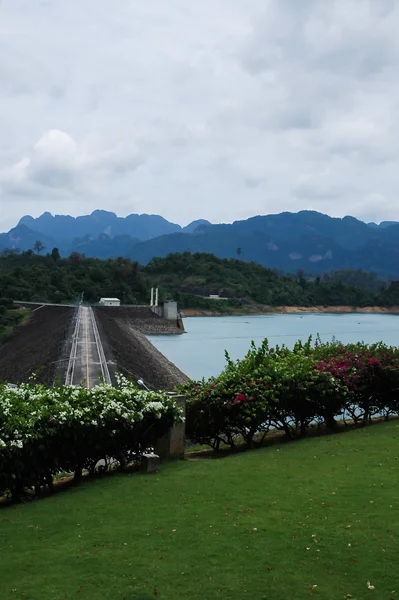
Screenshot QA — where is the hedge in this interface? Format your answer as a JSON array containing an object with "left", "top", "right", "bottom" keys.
[
  {"left": 0, "top": 375, "right": 183, "bottom": 501},
  {"left": 182, "top": 338, "right": 399, "bottom": 450}
]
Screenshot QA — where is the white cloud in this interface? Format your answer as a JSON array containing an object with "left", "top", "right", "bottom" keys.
[{"left": 0, "top": 0, "right": 398, "bottom": 231}]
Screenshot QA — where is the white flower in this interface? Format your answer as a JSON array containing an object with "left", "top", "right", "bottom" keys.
[{"left": 10, "top": 440, "right": 23, "bottom": 449}]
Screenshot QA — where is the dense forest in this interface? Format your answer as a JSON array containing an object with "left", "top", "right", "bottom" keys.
[
  {"left": 0, "top": 250, "right": 148, "bottom": 305},
  {"left": 1, "top": 250, "right": 399, "bottom": 313},
  {"left": 145, "top": 252, "right": 399, "bottom": 308}
]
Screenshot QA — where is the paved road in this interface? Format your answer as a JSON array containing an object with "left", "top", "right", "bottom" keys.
[{"left": 65, "top": 306, "right": 111, "bottom": 388}]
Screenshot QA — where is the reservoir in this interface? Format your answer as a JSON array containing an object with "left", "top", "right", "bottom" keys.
[{"left": 149, "top": 313, "right": 399, "bottom": 380}]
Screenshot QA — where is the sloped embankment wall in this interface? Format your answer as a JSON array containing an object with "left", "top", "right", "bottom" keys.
[
  {"left": 0, "top": 305, "right": 75, "bottom": 385},
  {"left": 94, "top": 307, "right": 189, "bottom": 390},
  {"left": 95, "top": 306, "right": 183, "bottom": 335}
]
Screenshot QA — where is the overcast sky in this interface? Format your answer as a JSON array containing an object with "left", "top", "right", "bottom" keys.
[{"left": 0, "top": 0, "right": 398, "bottom": 231}]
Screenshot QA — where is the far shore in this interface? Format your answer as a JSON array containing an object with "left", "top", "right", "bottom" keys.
[{"left": 181, "top": 305, "right": 399, "bottom": 317}]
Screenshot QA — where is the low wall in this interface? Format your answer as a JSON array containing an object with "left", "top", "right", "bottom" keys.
[
  {"left": 155, "top": 394, "right": 186, "bottom": 460},
  {"left": 150, "top": 302, "right": 185, "bottom": 331},
  {"left": 95, "top": 306, "right": 183, "bottom": 334}
]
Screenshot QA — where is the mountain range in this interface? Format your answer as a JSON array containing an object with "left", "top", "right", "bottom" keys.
[{"left": 1, "top": 209, "right": 399, "bottom": 278}]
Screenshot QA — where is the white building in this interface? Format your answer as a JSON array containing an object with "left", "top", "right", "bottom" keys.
[{"left": 99, "top": 297, "right": 121, "bottom": 307}]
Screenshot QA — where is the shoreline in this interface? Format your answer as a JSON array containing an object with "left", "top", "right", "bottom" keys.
[{"left": 181, "top": 305, "right": 399, "bottom": 317}]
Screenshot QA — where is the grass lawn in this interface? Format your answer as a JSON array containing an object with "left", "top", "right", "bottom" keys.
[{"left": 1, "top": 422, "right": 399, "bottom": 600}]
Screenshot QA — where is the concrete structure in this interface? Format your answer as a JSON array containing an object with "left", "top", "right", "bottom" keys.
[
  {"left": 163, "top": 301, "right": 178, "bottom": 321},
  {"left": 151, "top": 301, "right": 178, "bottom": 320},
  {"left": 65, "top": 306, "right": 112, "bottom": 388},
  {"left": 99, "top": 298, "right": 121, "bottom": 307},
  {"left": 150, "top": 301, "right": 184, "bottom": 331},
  {"left": 155, "top": 394, "right": 186, "bottom": 460},
  {"left": 141, "top": 453, "right": 160, "bottom": 473},
  {"left": 150, "top": 287, "right": 159, "bottom": 307}
]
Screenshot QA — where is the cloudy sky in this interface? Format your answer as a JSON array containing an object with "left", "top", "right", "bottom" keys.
[{"left": 0, "top": 0, "right": 398, "bottom": 231}]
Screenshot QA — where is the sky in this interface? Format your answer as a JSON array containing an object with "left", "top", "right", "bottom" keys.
[{"left": 0, "top": 0, "right": 398, "bottom": 232}]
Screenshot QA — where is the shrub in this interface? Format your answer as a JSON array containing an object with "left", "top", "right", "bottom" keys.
[
  {"left": 0, "top": 298, "right": 14, "bottom": 309},
  {"left": 0, "top": 375, "right": 183, "bottom": 501},
  {"left": 315, "top": 342, "right": 399, "bottom": 424},
  {"left": 182, "top": 338, "right": 399, "bottom": 450}
]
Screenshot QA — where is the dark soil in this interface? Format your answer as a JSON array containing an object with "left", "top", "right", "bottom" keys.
[
  {"left": 0, "top": 305, "right": 75, "bottom": 385},
  {"left": 94, "top": 307, "right": 190, "bottom": 390}
]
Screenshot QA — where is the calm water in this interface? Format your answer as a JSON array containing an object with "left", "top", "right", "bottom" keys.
[{"left": 148, "top": 313, "right": 399, "bottom": 380}]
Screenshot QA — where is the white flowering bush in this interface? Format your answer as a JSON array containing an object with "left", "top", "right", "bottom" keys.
[{"left": 0, "top": 375, "right": 182, "bottom": 501}]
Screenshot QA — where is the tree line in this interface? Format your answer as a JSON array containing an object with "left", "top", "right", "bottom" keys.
[{"left": 1, "top": 248, "right": 399, "bottom": 308}]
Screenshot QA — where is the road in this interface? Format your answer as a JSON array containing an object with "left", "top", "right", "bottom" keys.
[{"left": 65, "top": 306, "right": 112, "bottom": 388}]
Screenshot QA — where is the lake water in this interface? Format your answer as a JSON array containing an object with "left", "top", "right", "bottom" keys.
[{"left": 148, "top": 313, "right": 399, "bottom": 380}]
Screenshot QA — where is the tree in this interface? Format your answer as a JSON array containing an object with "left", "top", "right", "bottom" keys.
[
  {"left": 1, "top": 247, "right": 20, "bottom": 256},
  {"left": 69, "top": 251, "right": 85, "bottom": 263},
  {"left": 33, "top": 241, "right": 45, "bottom": 254},
  {"left": 51, "top": 247, "right": 61, "bottom": 263},
  {"left": 236, "top": 247, "right": 242, "bottom": 257},
  {"left": 297, "top": 269, "right": 306, "bottom": 287}
]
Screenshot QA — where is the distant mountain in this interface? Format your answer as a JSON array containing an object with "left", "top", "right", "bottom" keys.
[
  {"left": 182, "top": 219, "right": 212, "bottom": 233},
  {"left": 368, "top": 220, "right": 398, "bottom": 229},
  {"left": 198, "top": 211, "right": 381, "bottom": 249},
  {"left": 0, "top": 225, "right": 57, "bottom": 253},
  {"left": 379, "top": 221, "right": 399, "bottom": 229},
  {"left": 127, "top": 211, "right": 399, "bottom": 277},
  {"left": 18, "top": 210, "right": 202, "bottom": 242},
  {"left": 2, "top": 209, "right": 399, "bottom": 277},
  {"left": 63, "top": 233, "right": 141, "bottom": 259}
]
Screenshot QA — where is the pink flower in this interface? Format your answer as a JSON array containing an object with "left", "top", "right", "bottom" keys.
[{"left": 234, "top": 393, "right": 246, "bottom": 404}]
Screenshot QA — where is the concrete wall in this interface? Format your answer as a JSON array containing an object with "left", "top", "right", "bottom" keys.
[
  {"left": 155, "top": 394, "right": 186, "bottom": 460},
  {"left": 163, "top": 301, "right": 178, "bottom": 320},
  {"left": 151, "top": 305, "right": 163, "bottom": 318},
  {"left": 150, "top": 301, "right": 178, "bottom": 320}
]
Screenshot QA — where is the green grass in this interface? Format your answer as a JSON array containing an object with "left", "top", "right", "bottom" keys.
[{"left": 1, "top": 422, "right": 399, "bottom": 600}]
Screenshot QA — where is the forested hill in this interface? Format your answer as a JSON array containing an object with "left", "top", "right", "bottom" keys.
[
  {"left": 145, "top": 252, "right": 399, "bottom": 308},
  {"left": 1, "top": 251, "right": 399, "bottom": 309},
  {"left": 0, "top": 252, "right": 149, "bottom": 306}
]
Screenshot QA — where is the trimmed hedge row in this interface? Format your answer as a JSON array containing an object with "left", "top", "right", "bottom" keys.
[
  {"left": 181, "top": 338, "right": 399, "bottom": 450},
  {"left": 0, "top": 376, "right": 182, "bottom": 501}
]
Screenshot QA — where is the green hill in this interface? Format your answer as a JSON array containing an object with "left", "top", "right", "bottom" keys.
[
  {"left": 146, "top": 252, "right": 399, "bottom": 308},
  {"left": 1, "top": 251, "right": 399, "bottom": 310}
]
